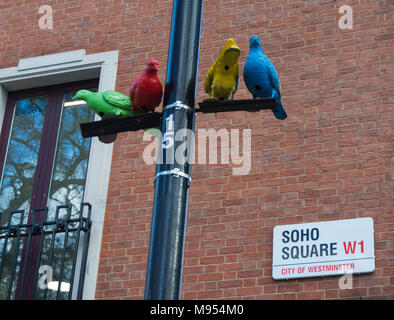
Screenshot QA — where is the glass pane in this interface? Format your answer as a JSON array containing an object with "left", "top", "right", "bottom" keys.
[
  {"left": 34, "top": 227, "right": 79, "bottom": 300},
  {"left": 46, "top": 89, "right": 95, "bottom": 219},
  {"left": 0, "top": 96, "right": 47, "bottom": 226},
  {"left": 0, "top": 96, "right": 47, "bottom": 299},
  {"left": 39, "top": 89, "right": 95, "bottom": 300}
]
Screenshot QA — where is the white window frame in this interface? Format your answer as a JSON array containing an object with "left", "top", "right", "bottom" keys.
[{"left": 0, "top": 49, "right": 119, "bottom": 299}]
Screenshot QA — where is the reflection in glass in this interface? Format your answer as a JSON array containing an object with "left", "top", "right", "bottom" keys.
[
  {"left": 40, "top": 89, "right": 95, "bottom": 300},
  {"left": 0, "top": 87, "right": 96, "bottom": 300},
  {"left": 0, "top": 96, "right": 47, "bottom": 225},
  {"left": 47, "top": 89, "right": 95, "bottom": 219},
  {"left": 0, "top": 96, "right": 47, "bottom": 299}
]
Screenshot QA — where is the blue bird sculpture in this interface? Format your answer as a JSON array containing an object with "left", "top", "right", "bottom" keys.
[{"left": 243, "top": 35, "right": 287, "bottom": 120}]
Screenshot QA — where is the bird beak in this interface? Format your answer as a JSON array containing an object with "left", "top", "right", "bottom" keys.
[
  {"left": 227, "top": 45, "right": 240, "bottom": 53},
  {"left": 223, "top": 45, "right": 240, "bottom": 60},
  {"left": 146, "top": 64, "right": 158, "bottom": 72},
  {"left": 251, "top": 37, "right": 260, "bottom": 47},
  {"left": 72, "top": 91, "right": 81, "bottom": 99}
]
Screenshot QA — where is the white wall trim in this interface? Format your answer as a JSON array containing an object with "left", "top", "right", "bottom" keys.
[
  {"left": 0, "top": 49, "right": 119, "bottom": 300},
  {"left": 0, "top": 85, "right": 6, "bottom": 131}
]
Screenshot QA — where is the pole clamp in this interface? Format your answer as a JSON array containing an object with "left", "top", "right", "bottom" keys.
[
  {"left": 155, "top": 168, "right": 192, "bottom": 183},
  {"left": 163, "top": 101, "right": 194, "bottom": 113}
]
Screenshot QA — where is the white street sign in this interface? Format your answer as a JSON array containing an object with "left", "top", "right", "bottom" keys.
[{"left": 272, "top": 217, "right": 375, "bottom": 280}]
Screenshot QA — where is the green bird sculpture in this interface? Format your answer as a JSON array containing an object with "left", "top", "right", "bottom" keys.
[
  {"left": 72, "top": 89, "right": 132, "bottom": 117},
  {"left": 73, "top": 89, "right": 161, "bottom": 143},
  {"left": 73, "top": 89, "right": 132, "bottom": 143}
]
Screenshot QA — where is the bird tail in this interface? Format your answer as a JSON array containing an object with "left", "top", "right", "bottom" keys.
[{"left": 272, "top": 98, "right": 287, "bottom": 120}]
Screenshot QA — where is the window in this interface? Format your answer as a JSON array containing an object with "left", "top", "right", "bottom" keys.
[
  {"left": 0, "top": 49, "right": 119, "bottom": 299},
  {"left": 0, "top": 80, "right": 98, "bottom": 299}
]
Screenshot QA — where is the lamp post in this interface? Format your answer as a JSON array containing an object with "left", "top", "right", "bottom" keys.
[{"left": 144, "top": 0, "right": 204, "bottom": 300}]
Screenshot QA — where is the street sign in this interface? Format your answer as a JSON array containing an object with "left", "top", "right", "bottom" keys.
[{"left": 272, "top": 217, "right": 375, "bottom": 280}]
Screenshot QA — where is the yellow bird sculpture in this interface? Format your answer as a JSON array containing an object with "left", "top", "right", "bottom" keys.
[{"left": 205, "top": 38, "right": 241, "bottom": 101}]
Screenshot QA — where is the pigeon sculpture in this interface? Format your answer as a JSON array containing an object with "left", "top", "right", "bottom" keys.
[
  {"left": 205, "top": 38, "right": 240, "bottom": 101},
  {"left": 130, "top": 59, "right": 163, "bottom": 113},
  {"left": 243, "top": 35, "right": 287, "bottom": 120},
  {"left": 72, "top": 89, "right": 132, "bottom": 117}
]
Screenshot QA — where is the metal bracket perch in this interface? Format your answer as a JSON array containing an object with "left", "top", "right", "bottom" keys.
[
  {"left": 196, "top": 98, "right": 277, "bottom": 113},
  {"left": 79, "top": 112, "right": 162, "bottom": 140}
]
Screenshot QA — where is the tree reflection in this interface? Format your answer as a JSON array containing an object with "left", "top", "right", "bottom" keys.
[
  {"left": 0, "top": 96, "right": 47, "bottom": 299},
  {"left": 47, "top": 90, "right": 95, "bottom": 219},
  {"left": 0, "top": 89, "right": 95, "bottom": 299},
  {"left": 0, "top": 97, "right": 47, "bottom": 226}
]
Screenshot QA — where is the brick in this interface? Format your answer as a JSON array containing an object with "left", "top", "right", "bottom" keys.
[
  {"left": 235, "top": 286, "right": 263, "bottom": 297},
  {"left": 199, "top": 273, "right": 223, "bottom": 282},
  {"left": 238, "top": 270, "right": 262, "bottom": 279},
  {"left": 197, "top": 290, "right": 223, "bottom": 299},
  {"left": 297, "top": 291, "right": 324, "bottom": 300}
]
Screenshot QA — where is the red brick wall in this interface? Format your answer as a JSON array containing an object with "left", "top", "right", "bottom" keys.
[{"left": 1, "top": 0, "right": 393, "bottom": 299}]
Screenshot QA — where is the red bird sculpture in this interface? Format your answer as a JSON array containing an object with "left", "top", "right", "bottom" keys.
[{"left": 129, "top": 59, "right": 163, "bottom": 113}]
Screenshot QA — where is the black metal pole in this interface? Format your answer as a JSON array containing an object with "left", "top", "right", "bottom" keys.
[{"left": 144, "top": 0, "right": 203, "bottom": 300}]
